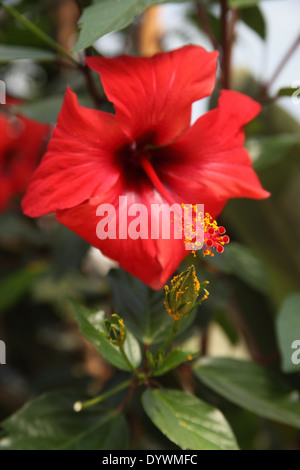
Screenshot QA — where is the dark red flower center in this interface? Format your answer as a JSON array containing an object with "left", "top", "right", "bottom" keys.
[
  {"left": 116, "top": 133, "right": 175, "bottom": 204},
  {"left": 116, "top": 132, "right": 156, "bottom": 185}
]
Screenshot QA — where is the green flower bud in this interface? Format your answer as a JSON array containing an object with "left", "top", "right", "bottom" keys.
[
  {"left": 164, "top": 265, "right": 209, "bottom": 320},
  {"left": 105, "top": 314, "right": 127, "bottom": 346}
]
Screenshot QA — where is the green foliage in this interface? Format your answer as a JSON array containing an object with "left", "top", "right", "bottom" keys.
[
  {"left": 0, "top": 263, "right": 47, "bottom": 314},
  {"left": 276, "top": 293, "right": 300, "bottom": 373},
  {"left": 194, "top": 358, "right": 300, "bottom": 429},
  {"left": 0, "top": 391, "right": 129, "bottom": 450},
  {"left": 70, "top": 300, "right": 141, "bottom": 371},
  {"left": 247, "top": 134, "right": 300, "bottom": 172},
  {"left": 108, "top": 268, "right": 173, "bottom": 344},
  {"left": 153, "top": 349, "right": 196, "bottom": 376},
  {"left": 74, "top": 0, "right": 191, "bottom": 52},
  {"left": 278, "top": 87, "right": 299, "bottom": 97},
  {"left": 240, "top": 6, "right": 265, "bottom": 39},
  {"left": 229, "top": 0, "right": 263, "bottom": 7},
  {"left": 204, "top": 242, "right": 269, "bottom": 294},
  {"left": 0, "top": 45, "right": 56, "bottom": 63},
  {"left": 108, "top": 269, "right": 196, "bottom": 344},
  {"left": 0, "top": 0, "right": 299, "bottom": 452},
  {"left": 142, "top": 389, "right": 239, "bottom": 450}
]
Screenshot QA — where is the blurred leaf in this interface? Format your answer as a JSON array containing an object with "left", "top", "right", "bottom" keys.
[
  {"left": 240, "top": 6, "right": 265, "bottom": 39},
  {"left": 0, "top": 2, "right": 77, "bottom": 64},
  {"left": 108, "top": 269, "right": 172, "bottom": 344},
  {"left": 229, "top": 0, "right": 262, "bottom": 7},
  {"left": 246, "top": 134, "right": 300, "bottom": 172},
  {"left": 19, "top": 95, "right": 95, "bottom": 123},
  {"left": 108, "top": 268, "right": 195, "bottom": 345},
  {"left": 223, "top": 137, "right": 300, "bottom": 307},
  {"left": 70, "top": 300, "right": 141, "bottom": 371},
  {"left": 51, "top": 225, "right": 89, "bottom": 275},
  {"left": 204, "top": 242, "right": 269, "bottom": 294},
  {"left": 19, "top": 96, "right": 64, "bottom": 123},
  {"left": 74, "top": 0, "right": 191, "bottom": 52},
  {"left": 277, "top": 87, "right": 299, "bottom": 97},
  {"left": 32, "top": 272, "right": 109, "bottom": 305},
  {"left": 276, "top": 293, "right": 300, "bottom": 373},
  {"left": 0, "top": 212, "right": 47, "bottom": 245},
  {"left": 213, "top": 309, "right": 239, "bottom": 345},
  {"left": 0, "top": 45, "right": 56, "bottom": 62},
  {"left": 194, "top": 358, "right": 300, "bottom": 429},
  {"left": 0, "top": 390, "right": 128, "bottom": 450},
  {"left": 206, "top": 10, "right": 221, "bottom": 42},
  {"left": 153, "top": 349, "right": 195, "bottom": 376},
  {"left": 142, "top": 389, "right": 239, "bottom": 450},
  {"left": 0, "top": 263, "right": 47, "bottom": 314}
]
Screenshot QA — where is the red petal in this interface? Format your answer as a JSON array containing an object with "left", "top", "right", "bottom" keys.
[
  {"left": 157, "top": 90, "right": 270, "bottom": 217},
  {"left": 86, "top": 45, "right": 218, "bottom": 146},
  {"left": 0, "top": 113, "right": 50, "bottom": 211},
  {"left": 56, "top": 186, "right": 188, "bottom": 290},
  {"left": 22, "top": 88, "right": 129, "bottom": 217},
  {"left": 10, "top": 115, "right": 50, "bottom": 192}
]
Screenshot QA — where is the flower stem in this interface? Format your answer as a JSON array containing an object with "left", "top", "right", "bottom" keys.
[
  {"left": 73, "top": 379, "right": 132, "bottom": 411},
  {"left": 195, "top": 3, "right": 218, "bottom": 50},
  {"left": 220, "top": 0, "right": 231, "bottom": 89},
  {"left": 119, "top": 343, "right": 140, "bottom": 378},
  {"left": 80, "top": 63, "right": 104, "bottom": 107},
  {"left": 0, "top": 2, "right": 79, "bottom": 65},
  {"left": 156, "top": 320, "right": 181, "bottom": 358},
  {"left": 262, "top": 32, "right": 300, "bottom": 96}
]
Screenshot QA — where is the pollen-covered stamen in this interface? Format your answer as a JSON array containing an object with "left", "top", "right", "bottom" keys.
[
  {"left": 203, "top": 213, "right": 230, "bottom": 257},
  {"left": 180, "top": 207, "right": 230, "bottom": 256}
]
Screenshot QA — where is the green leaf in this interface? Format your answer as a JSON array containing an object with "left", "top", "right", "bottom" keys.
[
  {"left": 154, "top": 349, "right": 195, "bottom": 376},
  {"left": 70, "top": 300, "right": 141, "bottom": 371},
  {"left": 0, "top": 45, "right": 56, "bottom": 63},
  {"left": 19, "top": 95, "right": 94, "bottom": 123},
  {"left": 0, "top": 390, "right": 128, "bottom": 450},
  {"left": 0, "top": 2, "right": 78, "bottom": 64},
  {"left": 246, "top": 134, "right": 300, "bottom": 172},
  {"left": 74, "top": 0, "right": 190, "bottom": 52},
  {"left": 194, "top": 358, "right": 300, "bottom": 429},
  {"left": 276, "top": 293, "right": 300, "bottom": 373},
  {"left": 108, "top": 269, "right": 195, "bottom": 345},
  {"left": 277, "top": 87, "right": 299, "bottom": 97},
  {"left": 108, "top": 269, "right": 172, "bottom": 344},
  {"left": 229, "top": 0, "right": 261, "bottom": 7},
  {"left": 240, "top": 6, "right": 265, "bottom": 39},
  {"left": 204, "top": 242, "right": 269, "bottom": 293},
  {"left": 0, "top": 263, "right": 47, "bottom": 314},
  {"left": 19, "top": 96, "right": 64, "bottom": 123},
  {"left": 142, "top": 389, "right": 239, "bottom": 450}
]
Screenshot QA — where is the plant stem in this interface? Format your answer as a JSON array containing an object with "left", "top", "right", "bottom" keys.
[
  {"left": 220, "top": 0, "right": 230, "bottom": 89},
  {"left": 116, "top": 381, "right": 137, "bottom": 414},
  {"left": 0, "top": 1, "right": 79, "bottom": 65},
  {"left": 159, "top": 320, "right": 181, "bottom": 354},
  {"left": 74, "top": 379, "right": 132, "bottom": 411},
  {"left": 262, "top": 32, "right": 300, "bottom": 96},
  {"left": 80, "top": 61, "right": 104, "bottom": 108},
  {"left": 195, "top": 2, "right": 218, "bottom": 50},
  {"left": 200, "top": 328, "right": 208, "bottom": 356},
  {"left": 119, "top": 343, "right": 140, "bottom": 378}
]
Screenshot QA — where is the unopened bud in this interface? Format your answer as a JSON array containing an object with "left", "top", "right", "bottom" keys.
[
  {"left": 164, "top": 265, "right": 209, "bottom": 320},
  {"left": 105, "top": 314, "right": 127, "bottom": 345}
]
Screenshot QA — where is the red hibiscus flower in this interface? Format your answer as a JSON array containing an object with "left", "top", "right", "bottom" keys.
[
  {"left": 22, "top": 45, "right": 269, "bottom": 289},
  {"left": 0, "top": 103, "right": 51, "bottom": 212}
]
